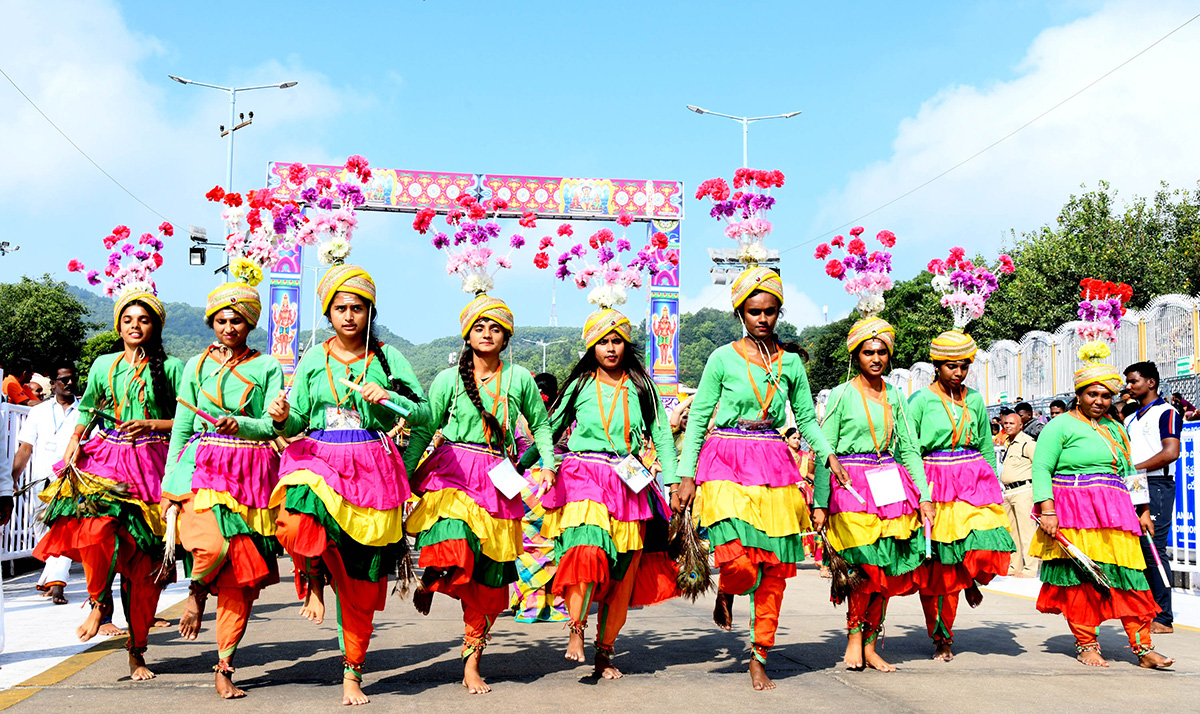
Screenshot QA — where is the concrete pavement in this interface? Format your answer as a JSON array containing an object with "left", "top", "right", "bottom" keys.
[{"left": 3, "top": 563, "right": 1196, "bottom": 713}]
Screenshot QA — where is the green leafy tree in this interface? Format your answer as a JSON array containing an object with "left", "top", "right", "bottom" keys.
[
  {"left": 0, "top": 275, "right": 97, "bottom": 373},
  {"left": 77, "top": 330, "right": 118, "bottom": 392}
]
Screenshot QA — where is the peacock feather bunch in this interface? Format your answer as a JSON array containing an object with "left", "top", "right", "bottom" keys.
[
  {"left": 824, "top": 533, "right": 866, "bottom": 605},
  {"left": 668, "top": 508, "right": 713, "bottom": 601}
]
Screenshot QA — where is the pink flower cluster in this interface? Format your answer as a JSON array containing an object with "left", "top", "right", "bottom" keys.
[
  {"left": 815, "top": 228, "right": 897, "bottom": 315},
  {"left": 695, "top": 168, "right": 784, "bottom": 264},
  {"left": 68, "top": 222, "right": 171, "bottom": 295},
  {"left": 927, "top": 247, "right": 1013, "bottom": 328},
  {"left": 425, "top": 192, "right": 536, "bottom": 293}
]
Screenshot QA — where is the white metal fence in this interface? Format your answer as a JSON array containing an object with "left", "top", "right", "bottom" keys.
[{"left": 1, "top": 403, "right": 38, "bottom": 562}]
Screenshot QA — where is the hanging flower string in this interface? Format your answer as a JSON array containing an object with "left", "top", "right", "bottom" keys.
[
  {"left": 1075, "top": 278, "right": 1133, "bottom": 362},
  {"left": 695, "top": 168, "right": 784, "bottom": 266},
  {"left": 418, "top": 194, "right": 532, "bottom": 295},
  {"left": 925, "top": 247, "right": 1014, "bottom": 330},
  {"left": 813, "top": 227, "right": 898, "bottom": 317},
  {"left": 554, "top": 220, "right": 669, "bottom": 309},
  {"left": 67, "top": 222, "right": 172, "bottom": 297}
]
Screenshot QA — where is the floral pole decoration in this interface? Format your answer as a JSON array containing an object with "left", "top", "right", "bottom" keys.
[
  {"left": 695, "top": 168, "right": 785, "bottom": 266},
  {"left": 813, "top": 227, "right": 899, "bottom": 317},
  {"left": 267, "top": 155, "right": 374, "bottom": 267},
  {"left": 68, "top": 222, "right": 172, "bottom": 297},
  {"left": 415, "top": 194, "right": 534, "bottom": 295},
  {"left": 925, "top": 247, "right": 1015, "bottom": 329},
  {"left": 1074, "top": 278, "right": 1133, "bottom": 363},
  {"left": 553, "top": 219, "right": 671, "bottom": 309}
]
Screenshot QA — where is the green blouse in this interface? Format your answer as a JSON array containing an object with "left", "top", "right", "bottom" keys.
[
  {"left": 77, "top": 351, "right": 185, "bottom": 425},
  {"left": 404, "top": 360, "right": 556, "bottom": 475},
  {"left": 1031, "top": 411, "right": 1134, "bottom": 503},
  {"left": 279, "top": 339, "right": 426, "bottom": 436},
  {"left": 813, "top": 379, "right": 930, "bottom": 508},
  {"left": 163, "top": 349, "right": 285, "bottom": 495},
  {"left": 907, "top": 386, "right": 999, "bottom": 475},
  {"left": 674, "top": 342, "right": 832, "bottom": 485},
  {"left": 519, "top": 373, "right": 678, "bottom": 482}
]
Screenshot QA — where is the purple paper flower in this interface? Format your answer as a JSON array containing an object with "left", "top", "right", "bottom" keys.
[
  {"left": 616, "top": 239, "right": 631, "bottom": 253},
  {"left": 317, "top": 197, "right": 334, "bottom": 210},
  {"left": 274, "top": 217, "right": 288, "bottom": 234},
  {"left": 509, "top": 235, "right": 526, "bottom": 249},
  {"left": 86, "top": 270, "right": 101, "bottom": 285},
  {"left": 483, "top": 222, "right": 501, "bottom": 238},
  {"left": 555, "top": 264, "right": 571, "bottom": 280},
  {"left": 597, "top": 246, "right": 615, "bottom": 263},
  {"left": 431, "top": 233, "right": 450, "bottom": 249},
  {"left": 454, "top": 229, "right": 469, "bottom": 246},
  {"left": 557, "top": 252, "right": 571, "bottom": 265},
  {"left": 336, "top": 182, "right": 365, "bottom": 207},
  {"left": 709, "top": 201, "right": 736, "bottom": 219},
  {"left": 570, "top": 244, "right": 587, "bottom": 257},
  {"left": 300, "top": 187, "right": 319, "bottom": 203},
  {"left": 134, "top": 250, "right": 149, "bottom": 260}
]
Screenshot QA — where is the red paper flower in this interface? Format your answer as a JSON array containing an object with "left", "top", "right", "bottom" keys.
[
  {"left": 533, "top": 252, "right": 550, "bottom": 269},
  {"left": 998, "top": 254, "right": 1015, "bottom": 274},
  {"left": 666, "top": 251, "right": 679, "bottom": 265},
  {"left": 486, "top": 197, "right": 510, "bottom": 211},
  {"left": 223, "top": 192, "right": 243, "bottom": 207},
  {"left": 413, "top": 208, "right": 436, "bottom": 234},
  {"left": 652, "top": 232, "right": 669, "bottom": 249},
  {"left": 67, "top": 259, "right": 85, "bottom": 272},
  {"left": 456, "top": 194, "right": 478, "bottom": 208},
  {"left": 825, "top": 259, "right": 845, "bottom": 279},
  {"left": 960, "top": 260, "right": 974, "bottom": 273},
  {"left": 557, "top": 224, "right": 574, "bottom": 237},
  {"left": 103, "top": 235, "right": 118, "bottom": 250},
  {"left": 831, "top": 235, "right": 845, "bottom": 248},
  {"left": 158, "top": 222, "right": 174, "bottom": 237},
  {"left": 538, "top": 236, "right": 554, "bottom": 250},
  {"left": 344, "top": 155, "right": 370, "bottom": 182},
  {"left": 205, "top": 186, "right": 226, "bottom": 203},
  {"left": 287, "top": 163, "right": 310, "bottom": 186},
  {"left": 927, "top": 258, "right": 945, "bottom": 274},
  {"left": 152, "top": 253, "right": 163, "bottom": 267},
  {"left": 847, "top": 238, "right": 866, "bottom": 256},
  {"left": 519, "top": 212, "right": 537, "bottom": 228},
  {"left": 616, "top": 211, "right": 633, "bottom": 227},
  {"left": 446, "top": 209, "right": 463, "bottom": 226},
  {"left": 316, "top": 177, "right": 333, "bottom": 191},
  {"left": 733, "top": 168, "right": 754, "bottom": 189},
  {"left": 849, "top": 226, "right": 865, "bottom": 237},
  {"left": 589, "top": 235, "right": 599, "bottom": 250},
  {"left": 695, "top": 178, "right": 731, "bottom": 202},
  {"left": 467, "top": 204, "right": 487, "bottom": 221},
  {"left": 138, "top": 232, "right": 153, "bottom": 245},
  {"left": 247, "top": 211, "right": 262, "bottom": 231},
  {"left": 814, "top": 243, "right": 831, "bottom": 259},
  {"left": 876, "top": 229, "right": 897, "bottom": 248},
  {"left": 113, "top": 225, "right": 131, "bottom": 241}
]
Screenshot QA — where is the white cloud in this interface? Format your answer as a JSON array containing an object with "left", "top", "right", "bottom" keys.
[{"left": 812, "top": 0, "right": 1200, "bottom": 268}]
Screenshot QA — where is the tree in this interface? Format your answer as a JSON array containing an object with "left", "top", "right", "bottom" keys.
[
  {"left": 77, "top": 330, "right": 118, "bottom": 392},
  {"left": 0, "top": 275, "right": 97, "bottom": 374}
]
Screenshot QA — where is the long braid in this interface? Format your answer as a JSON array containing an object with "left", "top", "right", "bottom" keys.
[
  {"left": 458, "top": 344, "right": 505, "bottom": 449},
  {"left": 364, "top": 311, "right": 420, "bottom": 403}
]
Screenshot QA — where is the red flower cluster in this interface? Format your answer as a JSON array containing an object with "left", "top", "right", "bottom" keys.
[
  {"left": 205, "top": 186, "right": 226, "bottom": 203},
  {"left": 247, "top": 210, "right": 262, "bottom": 232},
  {"left": 651, "top": 232, "right": 669, "bottom": 249},
  {"left": 695, "top": 178, "right": 731, "bottom": 201},
  {"left": 519, "top": 212, "right": 537, "bottom": 228},
  {"left": 456, "top": 194, "right": 478, "bottom": 208},
  {"left": 825, "top": 259, "right": 845, "bottom": 279},
  {"left": 286, "top": 163, "right": 310, "bottom": 186},
  {"left": 732, "top": 168, "right": 785, "bottom": 189},
  {"left": 876, "top": 230, "right": 897, "bottom": 248},
  {"left": 158, "top": 222, "right": 174, "bottom": 237},
  {"left": 67, "top": 259, "right": 84, "bottom": 272},
  {"left": 1080, "top": 278, "right": 1133, "bottom": 303},
  {"left": 997, "top": 254, "right": 1015, "bottom": 274},
  {"left": 538, "top": 236, "right": 554, "bottom": 250},
  {"left": 533, "top": 252, "right": 550, "bottom": 269},
  {"left": 413, "top": 208, "right": 436, "bottom": 234},
  {"left": 557, "top": 224, "right": 574, "bottom": 237},
  {"left": 616, "top": 211, "right": 633, "bottom": 228},
  {"left": 946, "top": 246, "right": 966, "bottom": 269},
  {"left": 467, "top": 204, "right": 487, "bottom": 221},
  {"left": 316, "top": 177, "right": 332, "bottom": 192},
  {"left": 486, "top": 197, "right": 509, "bottom": 212},
  {"left": 847, "top": 238, "right": 866, "bottom": 256},
  {"left": 113, "top": 225, "right": 131, "bottom": 240},
  {"left": 223, "top": 192, "right": 243, "bottom": 208},
  {"left": 588, "top": 229, "right": 614, "bottom": 249},
  {"left": 446, "top": 209, "right": 464, "bottom": 226},
  {"left": 344, "top": 155, "right": 371, "bottom": 183},
  {"left": 152, "top": 253, "right": 163, "bottom": 267},
  {"left": 814, "top": 244, "right": 831, "bottom": 259},
  {"left": 831, "top": 235, "right": 845, "bottom": 248},
  {"left": 849, "top": 226, "right": 865, "bottom": 237}
]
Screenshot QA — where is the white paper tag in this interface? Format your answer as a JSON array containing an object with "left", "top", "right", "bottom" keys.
[
  {"left": 614, "top": 454, "right": 654, "bottom": 494},
  {"left": 487, "top": 457, "right": 528, "bottom": 500},
  {"left": 324, "top": 406, "right": 362, "bottom": 431},
  {"left": 865, "top": 465, "right": 906, "bottom": 507},
  {"left": 1125, "top": 469, "right": 1150, "bottom": 506}
]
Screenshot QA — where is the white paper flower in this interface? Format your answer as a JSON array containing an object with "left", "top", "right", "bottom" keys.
[
  {"left": 931, "top": 274, "right": 952, "bottom": 292},
  {"left": 463, "top": 273, "right": 494, "bottom": 295},
  {"left": 588, "top": 283, "right": 627, "bottom": 309}
]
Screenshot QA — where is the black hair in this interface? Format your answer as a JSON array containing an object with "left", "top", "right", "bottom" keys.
[
  {"left": 534, "top": 372, "right": 558, "bottom": 404},
  {"left": 1050, "top": 399, "right": 1067, "bottom": 411},
  {"left": 850, "top": 340, "right": 891, "bottom": 374},
  {"left": 998, "top": 408, "right": 1015, "bottom": 416},
  {"left": 111, "top": 300, "right": 175, "bottom": 418},
  {"left": 549, "top": 338, "right": 659, "bottom": 445},
  {"left": 455, "top": 318, "right": 513, "bottom": 450},
  {"left": 734, "top": 289, "right": 809, "bottom": 361},
  {"left": 1120, "top": 400, "right": 1140, "bottom": 419},
  {"left": 1124, "top": 361, "right": 1160, "bottom": 390},
  {"left": 1014, "top": 401, "right": 1033, "bottom": 414},
  {"left": 51, "top": 362, "right": 77, "bottom": 378},
  {"left": 783, "top": 427, "right": 798, "bottom": 439},
  {"left": 323, "top": 298, "right": 421, "bottom": 405}
]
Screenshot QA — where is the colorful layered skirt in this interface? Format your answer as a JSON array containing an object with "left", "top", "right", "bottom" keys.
[
  {"left": 270, "top": 428, "right": 409, "bottom": 583},
  {"left": 921, "top": 449, "right": 1015, "bottom": 594},
  {"left": 36, "top": 429, "right": 169, "bottom": 560},
  {"left": 510, "top": 467, "right": 568, "bottom": 622},
  {"left": 694, "top": 427, "right": 811, "bottom": 575},
  {"left": 540, "top": 452, "right": 678, "bottom": 607},
  {"left": 405, "top": 441, "right": 523, "bottom": 614},
  {"left": 826, "top": 452, "right": 926, "bottom": 596},
  {"left": 1030, "top": 473, "right": 1158, "bottom": 625}
]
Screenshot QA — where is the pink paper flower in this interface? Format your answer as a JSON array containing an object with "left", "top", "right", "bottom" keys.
[
  {"left": 849, "top": 226, "right": 865, "bottom": 237},
  {"left": 876, "top": 229, "right": 896, "bottom": 247},
  {"left": 814, "top": 244, "right": 831, "bottom": 259},
  {"left": 825, "top": 259, "right": 845, "bottom": 279}
]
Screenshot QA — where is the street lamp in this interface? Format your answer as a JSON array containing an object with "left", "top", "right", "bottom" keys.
[
  {"left": 685, "top": 105, "right": 802, "bottom": 167},
  {"left": 0, "top": 241, "right": 19, "bottom": 257},
  {"left": 168, "top": 75, "right": 297, "bottom": 192},
  {"left": 520, "top": 338, "right": 568, "bottom": 373}
]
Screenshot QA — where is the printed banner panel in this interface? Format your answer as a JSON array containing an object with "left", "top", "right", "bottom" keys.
[
  {"left": 1177, "top": 423, "right": 1198, "bottom": 551},
  {"left": 267, "top": 277, "right": 302, "bottom": 377},
  {"left": 266, "top": 162, "right": 479, "bottom": 212},
  {"left": 481, "top": 175, "right": 683, "bottom": 220}
]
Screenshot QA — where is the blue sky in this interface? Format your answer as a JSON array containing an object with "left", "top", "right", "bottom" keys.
[{"left": 3, "top": 0, "right": 1199, "bottom": 341}]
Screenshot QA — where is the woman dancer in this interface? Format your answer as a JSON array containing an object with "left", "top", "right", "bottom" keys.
[
  {"left": 1029, "top": 281, "right": 1172, "bottom": 668},
  {"left": 162, "top": 282, "right": 284, "bottom": 697},
  {"left": 405, "top": 293, "right": 556, "bottom": 694},
  {"left": 268, "top": 264, "right": 426, "bottom": 705},
  {"left": 785, "top": 427, "right": 825, "bottom": 575},
  {"left": 36, "top": 223, "right": 181, "bottom": 680}
]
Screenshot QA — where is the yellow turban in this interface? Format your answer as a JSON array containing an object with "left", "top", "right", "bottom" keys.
[
  {"left": 847, "top": 316, "right": 895, "bottom": 353},
  {"left": 930, "top": 329, "right": 977, "bottom": 362},
  {"left": 460, "top": 294, "right": 515, "bottom": 339},
  {"left": 583, "top": 308, "right": 632, "bottom": 349},
  {"left": 1074, "top": 363, "right": 1123, "bottom": 395},
  {"left": 113, "top": 289, "right": 165, "bottom": 329},
  {"left": 205, "top": 283, "right": 262, "bottom": 327},
  {"left": 318, "top": 264, "right": 376, "bottom": 314},
  {"left": 731, "top": 267, "right": 784, "bottom": 309}
]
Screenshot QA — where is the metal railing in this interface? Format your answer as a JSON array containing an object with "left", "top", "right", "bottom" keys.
[{"left": 1, "top": 403, "right": 38, "bottom": 562}]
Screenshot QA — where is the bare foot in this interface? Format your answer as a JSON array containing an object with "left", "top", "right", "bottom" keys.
[
  {"left": 932, "top": 643, "right": 954, "bottom": 662},
  {"left": 1076, "top": 650, "right": 1109, "bottom": 667},
  {"left": 153, "top": 618, "right": 170, "bottom": 628},
  {"left": 215, "top": 669, "right": 245, "bottom": 699},
  {"left": 129, "top": 651, "right": 156, "bottom": 681},
  {"left": 1139, "top": 651, "right": 1175, "bottom": 669},
  {"left": 50, "top": 584, "right": 68, "bottom": 604},
  {"left": 1150, "top": 622, "right": 1174, "bottom": 635},
  {"left": 864, "top": 642, "right": 895, "bottom": 672},
  {"left": 300, "top": 583, "right": 325, "bottom": 624},
  {"left": 179, "top": 588, "right": 207, "bottom": 640},
  {"left": 462, "top": 651, "right": 490, "bottom": 694},
  {"left": 595, "top": 653, "right": 622, "bottom": 679},
  {"left": 843, "top": 631, "right": 864, "bottom": 670},
  {"left": 819, "top": 566, "right": 832, "bottom": 579},
  {"left": 413, "top": 588, "right": 434, "bottom": 617},
  {"left": 343, "top": 677, "right": 369, "bottom": 705},
  {"left": 965, "top": 584, "right": 983, "bottom": 608},
  {"left": 76, "top": 601, "right": 108, "bottom": 642},
  {"left": 713, "top": 593, "right": 734, "bottom": 631},
  {"left": 566, "top": 630, "right": 586, "bottom": 662},
  {"left": 99, "top": 622, "right": 127, "bottom": 637},
  {"left": 749, "top": 660, "right": 774, "bottom": 690}
]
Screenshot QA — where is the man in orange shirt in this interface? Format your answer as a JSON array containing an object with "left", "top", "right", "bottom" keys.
[{"left": 2, "top": 360, "right": 40, "bottom": 405}]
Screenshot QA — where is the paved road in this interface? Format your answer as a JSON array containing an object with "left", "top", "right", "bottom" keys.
[{"left": 4, "top": 564, "right": 1196, "bottom": 713}]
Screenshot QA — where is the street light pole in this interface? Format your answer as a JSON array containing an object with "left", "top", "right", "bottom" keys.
[
  {"left": 685, "top": 105, "right": 802, "bottom": 168},
  {"left": 521, "top": 338, "right": 568, "bottom": 373},
  {"left": 168, "top": 75, "right": 298, "bottom": 192}
]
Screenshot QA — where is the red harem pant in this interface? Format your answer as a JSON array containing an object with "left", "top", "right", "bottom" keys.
[
  {"left": 275, "top": 509, "right": 386, "bottom": 675},
  {"left": 33, "top": 515, "right": 166, "bottom": 655},
  {"left": 176, "top": 496, "right": 279, "bottom": 667},
  {"left": 562, "top": 550, "right": 643, "bottom": 655},
  {"left": 919, "top": 551, "right": 1009, "bottom": 645},
  {"left": 715, "top": 543, "right": 793, "bottom": 664},
  {"left": 417, "top": 536, "right": 508, "bottom": 658}
]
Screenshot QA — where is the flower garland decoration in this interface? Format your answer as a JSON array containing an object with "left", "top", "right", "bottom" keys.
[
  {"left": 813, "top": 227, "right": 897, "bottom": 317},
  {"left": 281, "top": 155, "right": 373, "bottom": 266},
  {"left": 554, "top": 221, "right": 669, "bottom": 308},
  {"left": 67, "top": 222, "right": 172, "bottom": 298},
  {"left": 695, "top": 168, "right": 784, "bottom": 265},
  {"left": 1075, "top": 278, "right": 1133, "bottom": 362},
  {"left": 203, "top": 183, "right": 307, "bottom": 286},
  {"left": 925, "top": 247, "right": 1014, "bottom": 329},
  {"left": 418, "top": 194, "right": 533, "bottom": 295}
]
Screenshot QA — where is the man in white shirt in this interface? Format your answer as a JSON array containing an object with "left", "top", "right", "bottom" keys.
[
  {"left": 1124, "top": 361, "right": 1181, "bottom": 635},
  {"left": 11, "top": 364, "right": 80, "bottom": 605}
]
